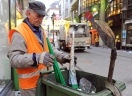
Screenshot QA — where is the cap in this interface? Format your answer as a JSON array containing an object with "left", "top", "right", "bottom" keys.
[{"left": 28, "top": 1, "right": 48, "bottom": 16}]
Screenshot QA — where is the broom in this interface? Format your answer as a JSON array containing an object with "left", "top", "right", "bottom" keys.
[
  {"left": 46, "top": 38, "right": 66, "bottom": 86},
  {"left": 68, "top": 27, "right": 78, "bottom": 89}
]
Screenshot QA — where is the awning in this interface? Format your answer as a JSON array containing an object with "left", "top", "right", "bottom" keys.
[
  {"left": 64, "top": 14, "right": 71, "bottom": 20},
  {"left": 71, "top": 0, "right": 78, "bottom": 11},
  {"left": 125, "top": 19, "right": 132, "bottom": 24}
]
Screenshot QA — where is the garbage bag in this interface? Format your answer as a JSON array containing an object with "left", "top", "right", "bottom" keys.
[{"left": 79, "top": 77, "right": 96, "bottom": 93}]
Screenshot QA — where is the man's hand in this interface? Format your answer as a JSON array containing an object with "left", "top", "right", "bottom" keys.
[
  {"left": 36, "top": 52, "right": 54, "bottom": 67},
  {"left": 62, "top": 55, "right": 77, "bottom": 65}
]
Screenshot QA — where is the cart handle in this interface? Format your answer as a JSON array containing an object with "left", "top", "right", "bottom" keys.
[{"left": 40, "top": 67, "right": 67, "bottom": 77}]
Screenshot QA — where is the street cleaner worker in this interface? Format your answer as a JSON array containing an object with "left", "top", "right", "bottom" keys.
[{"left": 7, "top": 1, "right": 77, "bottom": 96}]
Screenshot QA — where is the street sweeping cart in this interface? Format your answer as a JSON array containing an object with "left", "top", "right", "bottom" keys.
[
  {"left": 58, "top": 22, "right": 91, "bottom": 51},
  {"left": 36, "top": 20, "right": 126, "bottom": 96}
]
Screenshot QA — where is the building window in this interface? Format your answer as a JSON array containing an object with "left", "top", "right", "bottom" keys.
[
  {"left": 128, "top": 0, "right": 132, "bottom": 5},
  {"left": 128, "top": 24, "right": 132, "bottom": 30},
  {"left": 127, "top": 9, "right": 132, "bottom": 18},
  {"left": 126, "top": 24, "right": 132, "bottom": 44},
  {"left": 65, "top": 9, "right": 68, "bottom": 17},
  {"left": 107, "top": 0, "right": 122, "bottom": 17},
  {"left": 126, "top": 30, "right": 132, "bottom": 44},
  {"left": 80, "top": 0, "right": 100, "bottom": 14},
  {"left": 70, "top": 0, "right": 73, "bottom": 3},
  {"left": 59, "top": 5, "right": 61, "bottom": 16}
]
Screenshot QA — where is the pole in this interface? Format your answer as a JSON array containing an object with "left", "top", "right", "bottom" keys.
[
  {"left": 99, "top": 0, "right": 106, "bottom": 47},
  {"left": 53, "top": 20, "right": 55, "bottom": 46},
  {"left": 78, "top": 0, "right": 80, "bottom": 16},
  {"left": 69, "top": 28, "right": 78, "bottom": 89},
  {"left": 47, "top": 25, "right": 49, "bottom": 37}
]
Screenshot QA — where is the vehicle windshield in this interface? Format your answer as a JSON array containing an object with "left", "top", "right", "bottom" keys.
[{"left": 69, "top": 25, "right": 89, "bottom": 38}]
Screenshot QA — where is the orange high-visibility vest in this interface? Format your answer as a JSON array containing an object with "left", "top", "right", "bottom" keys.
[{"left": 8, "top": 22, "right": 49, "bottom": 89}]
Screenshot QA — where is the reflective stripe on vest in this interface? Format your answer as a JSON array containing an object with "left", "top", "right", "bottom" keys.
[{"left": 18, "top": 68, "right": 47, "bottom": 78}]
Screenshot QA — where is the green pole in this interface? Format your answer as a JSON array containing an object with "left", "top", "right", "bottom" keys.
[
  {"left": 99, "top": 0, "right": 106, "bottom": 21},
  {"left": 13, "top": 68, "right": 19, "bottom": 91},
  {"left": 46, "top": 38, "right": 66, "bottom": 86},
  {"left": 99, "top": 0, "right": 106, "bottom": 46}
]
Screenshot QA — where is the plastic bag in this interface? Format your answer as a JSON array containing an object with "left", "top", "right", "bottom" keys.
[{"left": 79, "top": 77, "right": 96, "bottom": 93}]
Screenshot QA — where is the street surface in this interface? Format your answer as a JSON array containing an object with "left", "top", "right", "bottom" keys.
[{"left": 59, "top": 45, "right": 132, "bottom": 96}]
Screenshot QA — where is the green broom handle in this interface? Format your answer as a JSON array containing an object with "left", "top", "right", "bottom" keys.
[{"left": 46, "top": 38, "right": 66, "bottom": 86}]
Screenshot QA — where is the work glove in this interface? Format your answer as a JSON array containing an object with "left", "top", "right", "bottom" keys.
[
  {"left": 62, "top": 55, "right": 77, "bottom": 66},
  {"left": 36, "top": 52, "right": 55, "bottom": 67}
]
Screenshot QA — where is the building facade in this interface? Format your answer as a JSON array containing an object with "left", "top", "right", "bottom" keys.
[
  {"left": 43, "top": 1, "right": 60, "bottom": 38},
  {"left": 60, "top": 0, "right": 132, "bottom": 49},
  {"left": 59, "top": 0, "right": 71, "bottom": 20},
  {"left": 106, "top": 0, "right": 123, "bottom": 49},
  {"left": 0, "top": 0, "right": 16, "bottom": 95},
  {"left": 121, "top": 0, "right": 132, "bottom": 50}
]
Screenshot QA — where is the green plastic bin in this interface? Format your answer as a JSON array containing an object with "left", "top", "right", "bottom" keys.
[{"left": 36, "top": 68, "right": 126, "bottom": 96}]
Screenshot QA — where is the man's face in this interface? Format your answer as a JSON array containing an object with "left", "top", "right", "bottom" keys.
[{"left": 27, "top": 10, "right": 45, "bottom": 27}]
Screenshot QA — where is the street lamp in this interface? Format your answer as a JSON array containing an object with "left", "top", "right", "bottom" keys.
[{"left": 51, "top": 12, "right": 56, "bottom": 46}]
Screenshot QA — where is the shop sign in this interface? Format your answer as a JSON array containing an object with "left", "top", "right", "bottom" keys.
[
  {"left": 122, "top": 30, "right": 126, "bottom": 46},
  {"left": 122, "top": 30, "right": 126, "bottom": 38},
  {"left": 122, "top": 38, "right": 126, "bottom": 45}
]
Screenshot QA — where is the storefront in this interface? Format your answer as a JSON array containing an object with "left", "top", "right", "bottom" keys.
[
  {"left": 0, "top": 0, "right": 16, "bottom": 95},
  {"left": 121, "top": 0, "right": 132, "bottom": 50},
  {"left": 122, "top": 19, "right": 132, "bottom": 50},
  {"left": 106, "top": 0, "right": 123, "bottom": 49}
]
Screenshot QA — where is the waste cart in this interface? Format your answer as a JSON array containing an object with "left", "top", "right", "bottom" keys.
[
  {"left": 36, "top": 20, "right": 126, "bottom": 96},
  {"left": 36, "top": 67, "right": 125, "bottom": 96}
]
